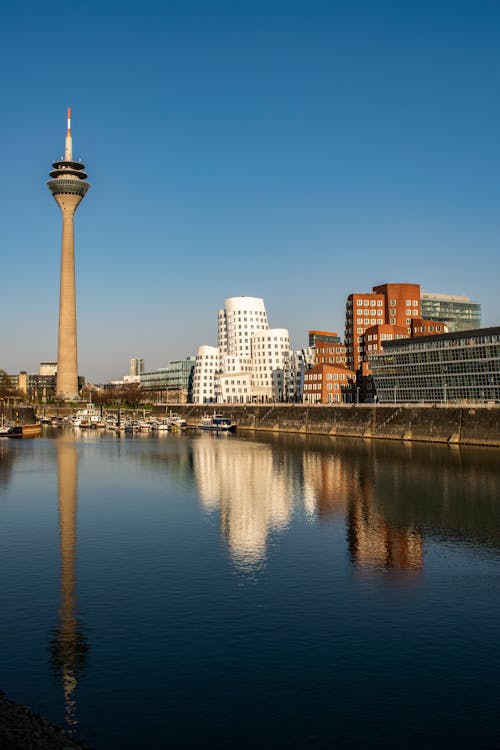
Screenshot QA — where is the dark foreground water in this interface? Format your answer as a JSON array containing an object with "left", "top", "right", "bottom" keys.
[{"left": 0, "top": 430, "right": 499, "bottom": 749}]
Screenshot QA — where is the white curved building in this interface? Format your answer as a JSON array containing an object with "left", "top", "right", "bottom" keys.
[
  {"left": 251, "top": 328, "right": 290, "bottom": 402},
  {"left": 192, "top": 345, "right": 220, "bottom": 404},
  {"left": 219, "top": 296, "right": 269, "bottom": 358},
  {"left": 192, "top": 296, "right": 292, "bottom": 403}
]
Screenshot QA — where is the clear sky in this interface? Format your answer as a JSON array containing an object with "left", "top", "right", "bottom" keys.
[{"left": 1, "top": 0, "right": 499, "bottom": 382}]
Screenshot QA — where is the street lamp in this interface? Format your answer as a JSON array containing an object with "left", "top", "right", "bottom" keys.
[{"left": 393, "top": 384, "right": 398, "bottom": 404}]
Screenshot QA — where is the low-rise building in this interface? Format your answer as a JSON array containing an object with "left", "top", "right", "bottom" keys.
[
  {"left": 303, "top": 364, "right": 355, "bottom": 404},
  {"left": 370, "top": 326, "right": 500, "bottom": 403},
  {"left": 140, "top": 357, "right": 195, "bottom": 403}
]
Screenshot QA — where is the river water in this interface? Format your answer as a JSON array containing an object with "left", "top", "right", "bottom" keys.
[{"left": 0, "top": 429, "right": 498, "bottom": 749}]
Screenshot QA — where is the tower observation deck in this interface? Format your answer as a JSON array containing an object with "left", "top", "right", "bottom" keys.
[{"left": 47, "top": 109, "right": 90, "bottom": 401}]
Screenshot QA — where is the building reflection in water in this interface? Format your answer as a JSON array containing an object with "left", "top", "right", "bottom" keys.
[
  {"left": 346, "top": 470, "right": 423, "bottom": 576},
  {"left": 193, "top": 436, "right": 293, "bottom": 569},
  {"left": 302, "top": 451, "right": 351, "bottom": 519},
  {"left": 50, "top": 437, "right": 88, "bottom": 731},
  {"left": 193, "top": 433, "right": 424, "bottom": 576},
  {"left": 302, "top": 442, "right": 423, "bottom": 578}
]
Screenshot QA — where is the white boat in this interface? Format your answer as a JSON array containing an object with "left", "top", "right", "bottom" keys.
[
  {"left": 0, "top": 417, "right": 12, "bottom": 437},
  {"left": 166, "top": 413, "right": 187, "bottom": 430},
  {"left": 73, "top": 403, "right": 104, "bottom": 429},
  {"left": 198, "top": 414, "right": 237, "bottom": 433},
  {"left": 151, "top": 419, "right": 170, "bottom": 431},
  {"left": 0, "top": 410, "right": 13, "bottom": 436}
]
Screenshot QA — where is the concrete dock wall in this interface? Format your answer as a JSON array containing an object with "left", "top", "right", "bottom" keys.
[
  {"left": 3, "top": 407, "right": 37, "bottom": 426},
  {"left": 153, "top": 404, "right": 500, "bottom": 447}
]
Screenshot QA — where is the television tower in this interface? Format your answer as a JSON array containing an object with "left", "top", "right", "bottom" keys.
[{"left": 47, "top": 109, "right": 90, "bottom": 400}]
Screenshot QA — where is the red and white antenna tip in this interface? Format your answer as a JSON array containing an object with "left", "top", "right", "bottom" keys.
[{"left": 66, "top": 107, "right": 71, "bottom": 134}]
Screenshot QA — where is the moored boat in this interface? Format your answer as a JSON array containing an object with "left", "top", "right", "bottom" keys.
[
  {"left": 7, "top": 423, "right": 42, "bottom": 438},
  {"left": 0, "top": 422, "right": 13, "bottom": 437},
  {"left": 0, "top": 411, "right": 13, "bottom": 437},
  {"left": 166, "top": 413, "right": 188, "bottom": 430},
  {"left": 72, "top": 403, "right": 104, "bottom": 429},
  {"left": 151, "top": 419, "right": 169, "bottom": 431},
  {"left": 197, "top": 414, "right": 237, "bottom": 433}
]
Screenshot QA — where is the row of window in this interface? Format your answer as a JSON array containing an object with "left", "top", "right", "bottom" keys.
[
  {"left": 306, "top": 372, "right": 348, "bottom": 381},
  {"left": 317, "top": 347, "right": 346, "bottom": 354},
  {"left": 316, "top": 356, "right": 347, "bottom": 363},
  {"left": 356, "top": 317, "right": 383, "bottom": 325}
]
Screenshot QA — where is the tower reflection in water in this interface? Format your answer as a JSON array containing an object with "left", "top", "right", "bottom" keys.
[
  {"left": 193, "top": 437, "right": 293, "bottom": 569},
  {"left": 50, "top": 437, "right": 88, "bottom": 731}
]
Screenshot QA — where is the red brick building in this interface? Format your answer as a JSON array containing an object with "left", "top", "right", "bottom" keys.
[
  {"left": 364, "top": 324, "right": 409, "bottom": 358},
  {"left": 410, "top": 318, "right": 448, "bottom": 337},
  {"left": 314, "top": 338, "right": 348, "bottom": 367},
  {"left": 345, "top": 283, "right": 422, "bottom": 371},
  {"left": 303, "top": 363, "right": 355, "bottom": 404}
]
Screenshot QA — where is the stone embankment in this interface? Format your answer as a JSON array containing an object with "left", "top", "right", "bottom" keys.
[
  {"left": 0, "top": 691, "right": 91, "bottom": 750},
  {"left": 2, "top": 407, "right": 37, "bottom": 425},
  {"left": 153, "top": 404, "right": 500, "bottom": 447}
]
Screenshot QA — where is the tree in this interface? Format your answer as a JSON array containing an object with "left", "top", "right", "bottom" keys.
[{"left": 0, "top": 370, "right": 22, "bottom": 400}]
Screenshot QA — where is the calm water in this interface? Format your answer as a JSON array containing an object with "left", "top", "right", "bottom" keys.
[{"left": 0, "top": 429, "right": 499, "bottom": 749}]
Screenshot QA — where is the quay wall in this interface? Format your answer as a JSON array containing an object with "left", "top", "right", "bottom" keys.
[
  {"left": 152, "top": 404, "right": 500, "bottom": 447},
  {"left": 3, "top": 407, "right": 37, "bottom": 425}
]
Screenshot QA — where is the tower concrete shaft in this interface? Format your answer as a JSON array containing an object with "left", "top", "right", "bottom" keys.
[{"left": 47, "top": 109, "right": 90, "bottom": 400}]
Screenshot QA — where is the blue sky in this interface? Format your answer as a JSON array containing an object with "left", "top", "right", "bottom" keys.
[{"left": 1, "top": 0, "right": 499, "bottom": 381}]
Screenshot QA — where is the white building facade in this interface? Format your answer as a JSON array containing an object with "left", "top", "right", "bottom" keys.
[
  {"left": 284, "top": 348, "right": 315, "bottom": 402},
  {"left": 192, "top": 296, "right": 297, "bottom": 404},
  {"left": 130, "top": 357, "right": 144, "bottom": 377},
  {"left": 192, "top": 345, "right": 220, "bottom": 404},
  {"left": 250, "top": 328, "right": 290, "bottom": 402}
]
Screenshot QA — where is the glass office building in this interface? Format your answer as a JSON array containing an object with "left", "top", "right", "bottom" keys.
[
  {"left": 421, "top": 293, "right": 481, "bottom": 332},
  {"left": 140, "top": 357, "right": 195, "bottom": 402},
  {"left": 370, "top": 327, "right": 500, "bottom": 403}
]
